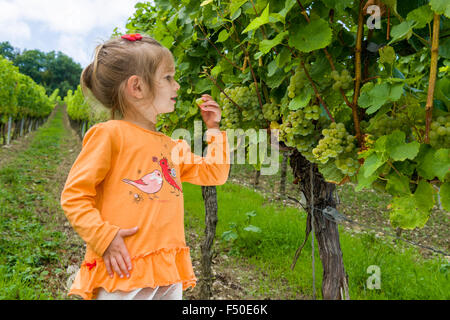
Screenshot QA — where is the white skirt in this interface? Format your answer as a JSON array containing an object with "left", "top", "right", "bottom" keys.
[{"left": 94, "top": 282, "right": 183, "bottom": 300}]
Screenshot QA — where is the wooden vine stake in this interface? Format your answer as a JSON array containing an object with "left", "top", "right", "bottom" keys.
[
  {"left": 425, "top": 14, "right": 441, "bottom": 144},
  {"left": 309, "top": 165, "right": 316, "bottom": 300},
  {"left": 6, "top": 116, "right": 12, "bottom": 145},
  {"left": 199, "top": 186, "right": 219, "bottom": 299},
  {"left": 351, "top": 0, "right": 365, "bottom": 148}
]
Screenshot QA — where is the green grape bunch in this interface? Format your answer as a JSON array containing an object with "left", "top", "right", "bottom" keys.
[
  {"left": 365, "top": 114, "right": 411, "bottom": 139},
  {"left": 262, "top": 100, "right": 280, "bottom": 122},
  {"left": 334, "top": 154, "right": 359, "bottom": 176},
  {"left": 219, "top": 83, "right": 263, "bottom": 129},
  {"left": 312, "top": 122, "right": 358, "bottom": 172},
  {"left": 288, "top": 66, "right": 308, "bottom": 99},
  {"left": 219, "top": 91, "right": 241, "bottom": 129},
  {"left": 330, "top": 70, "right": 353, "bottom": 92},
  {"left": 278, "top": 105, "right": 322, "bottom": 155},
  {"left": 429, "top": 115, "right": 450, "bottom": 149}
]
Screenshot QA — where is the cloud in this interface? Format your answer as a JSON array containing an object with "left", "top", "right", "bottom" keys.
[
  {"left": 0, "top": 1, "right": 32, "bottom": 43},
  {"left": 0, "top": 0, "right": 141, "bottom": 66},
  {"left": 57, "top": 34, "right": 91, "bottom": 67},
  {"left": 0, "top": 0, "right": 140, "bottom": 34}
]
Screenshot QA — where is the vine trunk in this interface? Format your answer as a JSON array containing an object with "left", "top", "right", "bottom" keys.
[
  {"left": 290, "top": 150, "right": 350, "bottom": 300},
  {"left": 199, "top": 185, "right": 219, "bottom": 299}
]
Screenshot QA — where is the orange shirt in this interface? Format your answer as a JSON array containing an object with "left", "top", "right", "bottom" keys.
[{"left": 60, "top": 120, "right": 230, "bottom": 300}]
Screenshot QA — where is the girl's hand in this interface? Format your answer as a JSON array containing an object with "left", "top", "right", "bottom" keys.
[
  {"left": 197, "top": 94, "right": 222, "bottom": 130},
  {"left": 103, "top": 227, "right": 139, "bottom": 279}
]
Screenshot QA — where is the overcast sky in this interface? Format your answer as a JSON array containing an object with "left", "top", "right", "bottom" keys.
[{"left": 0, "top": 0, "right": 142, "bottom": 67}]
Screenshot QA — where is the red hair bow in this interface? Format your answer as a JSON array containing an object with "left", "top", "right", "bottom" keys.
[{"left": 121, "top": 33, "right": 143, "bottom": 41}]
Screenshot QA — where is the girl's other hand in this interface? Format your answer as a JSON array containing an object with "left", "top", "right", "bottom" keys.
[
  {"left": 103, "top": 227, "right": 139, "bottom": 279},
  {"left": 198, "top": 94, "right": 222, "bottom": 129}
]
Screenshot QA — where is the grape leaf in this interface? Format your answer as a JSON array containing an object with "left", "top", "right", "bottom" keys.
[
  {"left": 268, "top": 59, "right": 278, "bottom": 77},
  {"left": 429, "top": 0, "right": 450, "bottom": 18},
  {"left": 161, "top": 35, "right": 175, "bottom": 49},
  {"left": 194, "top": 78, "right": 213, "bottom": 94},
  {"left": 229, "top": 0, "right": 248, "bottom": 17},
  {"left": 363, "top": 153, "right": 385, "bottom": 178},
  {"left": 416, "top": 146, "right": 450, "bottom": 180},
  {"left": 276, "top": 47, "right": 291, "bottom": 68},
  {"left": 319, "top": 162, "right": 346, "bottom": 184},
  {"left": 320, "top": 0, "right": 353, "bottom": 13},
  {"left": 288, "top": 19, "right": 332, "bottom": 53},
  {"left": 265, "top": 68, "right": 286, "bottom": 89},
  {"left": 433, "top": 149, "right": 450, "bottom": 180},
  {"left": 288, "top": 87, "right": 313, "bottom": 110},
  {"left": 310, "top": 53, "right": 329, "bottom": 79},
  {"left": 435, "top": 77, "right": 450, "bottom": 108},
  {"left": 242, "top": 4, "right": 270, "bottom": 33},
  {"left": 386, "top": 174, "right": 411, "bottom": 196},
  {"left": 279, "top": 0, "right": 297, "bottom": 18},
  {"left": 211, "top": 65, "right": 222, "bottom": 77},
  {"left": 373, "top": 135, "right": 390, "bottom": 154},
  {"left": 389, "top": 181, "right": 434, "bottom": 229},
  {"left": 358, "top": 83, "right": 404, "bottom": 114},
  {"left": 269, "top": 13, "right": 285, "bottom": 24},
  {"left": 201, "top": 0, "right": 213, "bottom": 6},
  {"left": 439, "top": 37, "right": 450, "bottom": 59},
  {"left": 217, "top": 30, "right": 230, "bottom": 42},
  {"left": 383, "top": 0, "right": 398, "bottom": 12},
  {"left": 385, "top": 131, "right": 420, "bottom": 161},
  {"left": 414, "top": 181, "right": 435, "bottom": 213},
  {"left": 259, "top": 31, "right": 288, "bottom": 54},
  {"left": 389, "top": 21, "right": 415, "bottom": 44},
  {"left": 394, "top": 160, "right": 416, "bottom": 177},
  {"left": 406, "top": 5, "right": 434, "bottom": 29},
  {"left": 440, "top": 183, "right": 450, "bottom": 212},
  {"left": 355, "top": 167, "right": 378, "bottom": 191},
  {"left": 231, "top": 8, "right": 242, "bottom": 20},
  {"left": 379, "top": 46, "right": 396, "bottom": 65}
]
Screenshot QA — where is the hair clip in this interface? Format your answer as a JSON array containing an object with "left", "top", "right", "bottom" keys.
[{"left": 121, "top": 33, "right": 143, "bottom": 42}]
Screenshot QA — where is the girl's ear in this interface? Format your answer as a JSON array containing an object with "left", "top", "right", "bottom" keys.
[{"left": 126, "top": 75, "right": 147, "bottom": 99}]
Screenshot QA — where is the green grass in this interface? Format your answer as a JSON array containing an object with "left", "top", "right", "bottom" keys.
[
  {"left": 183, "top": 179, "right": 450, "bottom": 300},
  {"left": 1, "top": 109, "right": 448, "bottom": 300},
  {"left": 0, "top": 108, "right": 68, "bottom": 300}
]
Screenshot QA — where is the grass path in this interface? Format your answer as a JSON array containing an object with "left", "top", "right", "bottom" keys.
[
  {"left": 0, "top": 106, "right": 84, "bottom": 299},
  {"left": 0, "top": 106, "right": 448, "bottom": 300}
]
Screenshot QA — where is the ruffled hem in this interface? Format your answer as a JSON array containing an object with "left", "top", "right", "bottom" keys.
[{"left": 68, "top": 247, "right": 197, "bottom": 300}]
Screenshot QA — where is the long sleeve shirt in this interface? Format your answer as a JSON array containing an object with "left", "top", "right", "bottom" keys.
[{"left": 60, "top": 120, "right": 230, "bottom": 300}]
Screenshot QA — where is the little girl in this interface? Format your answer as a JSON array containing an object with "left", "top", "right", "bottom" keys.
[{"left": 60, "top": 34, "right": 230, "bottom": 300}]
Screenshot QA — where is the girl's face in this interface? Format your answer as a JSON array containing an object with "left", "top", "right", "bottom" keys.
[{"left": 148, "top": 59, "right": 180, "bottom": 115}]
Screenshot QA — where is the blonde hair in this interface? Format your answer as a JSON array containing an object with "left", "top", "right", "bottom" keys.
[{"left": 80, "top": 34, "right": 174, "bottom": 120}]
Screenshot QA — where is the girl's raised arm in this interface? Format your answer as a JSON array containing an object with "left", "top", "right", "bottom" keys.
[{"left": 174, "top": 129, "right": 230, "bottom": 186}]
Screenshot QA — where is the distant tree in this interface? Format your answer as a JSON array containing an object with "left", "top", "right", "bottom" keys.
[
  {"left": 11, "top": 47, "right": 82, "bottom": 97},
  {"left": 0, "top": 41, "right": 19, "bottom": 61},
  {"left": 45, "top": 51, "right": 83, "bottom": 97},
  {"left": 14, "top": 50, "right": 47, "bottom": 86}
]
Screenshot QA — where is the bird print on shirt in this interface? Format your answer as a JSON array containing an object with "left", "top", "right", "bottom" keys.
[
  {"left": 159, "top": 157, "right": 182, "bottom": 197},
  {"left": 122, "top": 170, "right": 163, "bottom": 200},
  {"left": 122, "top": 154, "right": 182, "bottom": 201}
]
